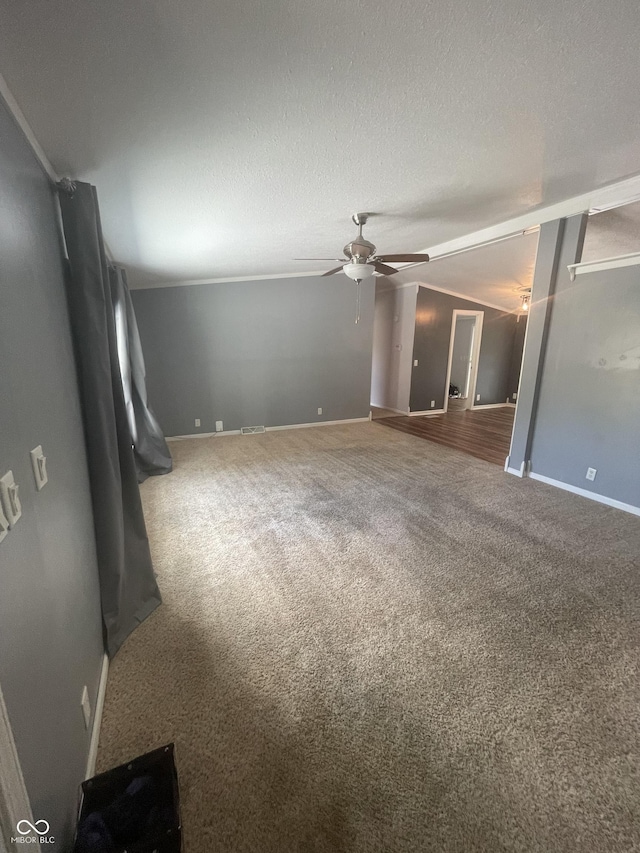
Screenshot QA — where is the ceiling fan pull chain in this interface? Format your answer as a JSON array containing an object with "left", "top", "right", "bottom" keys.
[{"left": 355, "top": 279, "right": 361, "bottom": 324}]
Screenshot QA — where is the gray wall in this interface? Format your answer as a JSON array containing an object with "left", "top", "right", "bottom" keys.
[
  {"left": 132, "top": 276, "right": 375, "bottom": 436},
  {"left": 530, "top": 263, "right": 640, "bottom": 507},
  {"left": 0, "top": 99, "right": 104, "bottom": 847},
  {"left": 371, "top": 286, "right": 394, "bottom": 408},
  {"left": 410, "top": 287, "right": 518, "bottom": 411}
]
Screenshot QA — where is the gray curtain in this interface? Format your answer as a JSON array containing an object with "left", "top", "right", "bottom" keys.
[
  {"left": 110, "top": 265, "right": 173, "bottom": 481},
  {"left": 58, "top": 180, "right": 163, "bottom": 657}
]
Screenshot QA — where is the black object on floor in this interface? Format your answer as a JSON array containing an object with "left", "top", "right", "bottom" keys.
[{"left": 74, "top": 743, "right": 181, "bottom": 853}]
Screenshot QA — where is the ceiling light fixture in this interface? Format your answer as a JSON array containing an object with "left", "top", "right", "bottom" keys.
[
  {"left": 342, "top": 262, "right": 375, "bottom": 281},
  {"left": 521, "top": 293, "right": 530, "bottom": 311}
]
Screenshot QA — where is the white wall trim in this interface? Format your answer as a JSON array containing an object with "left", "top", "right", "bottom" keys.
[
  {"left": 266, "top": 417, "right": 370, "bottom": 431},
  {"left": 374, "top": 406, "right": 409, "bottom": 416},
  {"left": 567, "top": 251, "right": 640, "bottom": 280},
  {"left": 131, "top": 269, "right": 334, "bottom": 290},
  {"left": 528, "top": 472, "right": 640, "bottom": 516},
  {"left": 167, "top": 416, "right": 370, "bottom": 440},
  {"left": 0, "top": 73, "right": 58, "bottom": 185},
  {"left": 85, "top": 654, "right": 109, "bottom": 781},
  {"left": 408, "top": 408, "right": 445, "bottom": 416},
  {"left": 0, "top": 683, "right": 41, "bottom": 852},
  {"left": 416, "top": 282, "right": 517, "bottom": 314},
  {"left": 413, "top": 173, "right": 640, "bottom": 263},
  {"left": 472, "top": 402, "right": 515, "bottom": 410},
  {"left": 505, "top": 461, "right": 528, "bottom": 477}
]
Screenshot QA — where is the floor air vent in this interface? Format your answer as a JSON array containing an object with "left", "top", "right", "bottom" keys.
[{"left": 241, "top": 425, "right": 266, "bottom": 435}]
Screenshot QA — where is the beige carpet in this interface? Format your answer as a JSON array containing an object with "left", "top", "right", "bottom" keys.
[{"left": 97, "top": 423, "right": 640, "bottom": 852}]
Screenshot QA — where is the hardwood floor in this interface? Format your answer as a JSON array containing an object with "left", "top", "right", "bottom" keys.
[{"left": 376, "top": 406, "right": 515, "bottom": 466}]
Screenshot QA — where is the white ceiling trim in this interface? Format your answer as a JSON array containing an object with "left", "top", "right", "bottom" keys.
[
  {"left": 132, "top": 269, "right": 332, "bottom": 290},
  {"left": 139, "top": 172, "right": 640, "bottom": 289},
  {"left": 4, "top": 71, "right": 640, "bottom": 293},
  {"left": 415, "top": 282, "right": 518, "bottom": 314},
  {"left": 416, "top": 174, "right": 640, "bottom": 263},
  {"left": 0, "top": 72, "right": 58, "bottom": 184}
]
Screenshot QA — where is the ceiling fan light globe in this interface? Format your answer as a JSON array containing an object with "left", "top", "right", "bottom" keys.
[{"left": 343, "top": 262, "right": 375, "bottom": 280}]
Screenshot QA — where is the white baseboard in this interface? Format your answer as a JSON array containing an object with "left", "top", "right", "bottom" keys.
[
  {"left": 472, "top": 402, "right": 514, "bottom": 410},
  {"left": 266, "top": 417, "right": 370, "bottom": 432},
  {"left": 375, "top": 406, "right": 409, "bottom": 416},
  {"left": 85, "top": 653, "right": 109, "bottom": 781},
  {"left": 167, "top": 430, "right": 236, "bottom": 440},
  {"left": 167, "top": 416, "right": 370, "bottom": 440},
  {"left": 409, "top": 408, "right": 445, "bottom": 416},
  {"left": 528, "top": 472, "right": 640, "bottom": 517}
]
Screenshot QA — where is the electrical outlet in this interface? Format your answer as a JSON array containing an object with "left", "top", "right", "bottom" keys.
[
  {"left": 414, "top": 359, "right": 418, "bottom": 367},
  {"left": 476, "top": 394, "right": 481, "bottom": 402},
  {"left": 194, "top": 418, "right": 201, "bottom": 427},
  {"left": 512, "top": 393, "right": 517, "bottom": 400},
  {"left": 430, "top": 400, "right": 435, "bottom": 408},
  {"left": 215, "top": 421, "right": 223, "bottom": 432},
  {"left": 317, "top": 407, "right": 322, "bottom": 415},
  {"left": 81, "top": 685, "right": 91, "bottom": 729},
  {"left": 586, "top": 467, "right": 597, "bottom": 481}
]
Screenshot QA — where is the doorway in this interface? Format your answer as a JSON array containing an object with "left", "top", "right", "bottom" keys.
[{"left": 444, "top": 310, "right": 484, "bottom": 412}]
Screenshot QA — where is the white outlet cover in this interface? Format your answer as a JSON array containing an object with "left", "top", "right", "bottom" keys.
[
  {"left": 317, "top": 407, "right": 322, "bottom": 415},
  {"left": 586, "top": 467, "right": 597, "bottom": 481},
  {"left": 431, "top": 401, "right": 435, "bottom": 407},
  {"left": 215, "top": 421, "right": 223, "bottom": 432},
  {"left": 476, "top": 394, "right": 481, "bottom": 401},
  {"left": 30, "top": 445, "right": 48, "bottom": 490},
  {"left": 195, "top": 418, "right": 201, "bottom": 427},
  {"left": 414, "top": 359, "right": 418, "bottom": 367},
  {"left": 81, "top": 685, "right": 91, "bottom": 729},
  {"left": 0, "top": 471, "right": 22, "bottom": 527}
]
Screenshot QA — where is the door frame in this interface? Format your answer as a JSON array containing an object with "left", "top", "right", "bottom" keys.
[
  {"left": 0, "top": 682, "right": 41, "bottom": 853},
  {"left": 443, "top": 310, "right": 484, "bottom": 413}
]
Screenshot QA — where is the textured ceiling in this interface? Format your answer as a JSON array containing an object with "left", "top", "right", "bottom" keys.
[
  {"left": 1, "top": 0, "right": 640, "bottom": 289},
  {"left": 379, "top": 233, "right": 539, "bottom": 311},
  {"left": 379, "top": 201, "right": 640, "bottom": 312},
  {"left": 583, "top": 201, "right": 640, "bottom": 261}
]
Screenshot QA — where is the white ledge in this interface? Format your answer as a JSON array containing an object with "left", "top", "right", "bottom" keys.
[{"left": 568, "top": 251, "right": 640, "bottom": 281}]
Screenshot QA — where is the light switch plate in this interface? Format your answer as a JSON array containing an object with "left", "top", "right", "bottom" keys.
[
  {"left": 0, "top": 503, "right": 9, "bottom": 544},
  {"left": 30, "top": 445, "right": 48, "bottom": 490},
  {"left": 0, "top": 471, "right": 22, "bottom": 527}
]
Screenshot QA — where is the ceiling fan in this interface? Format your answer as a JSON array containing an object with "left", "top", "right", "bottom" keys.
[{"left": 294, "top": 212, "right": 431, "bottom": 280}]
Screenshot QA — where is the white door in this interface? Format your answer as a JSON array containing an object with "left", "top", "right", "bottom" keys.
[{"left": 443, "top": 310, "right": 484, "bottom": 412}]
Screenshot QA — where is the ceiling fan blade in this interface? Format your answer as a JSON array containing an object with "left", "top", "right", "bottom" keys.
[
  {"left": 322, "top": 265, "right": 345, "bottom": 277},
  {"left": 376, "top": 253, "right": 430, "bottom": 263},
  {"left": 293, "top": 258, "right": 348, "bottom": 261},
  {"left": 374, "top": 261, "right": 400, "bottom": 276}
]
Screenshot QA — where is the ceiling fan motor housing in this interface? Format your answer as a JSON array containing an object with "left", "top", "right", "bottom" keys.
[{"left": 344, "top": 237, "right": 376, "bottom": 260}]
